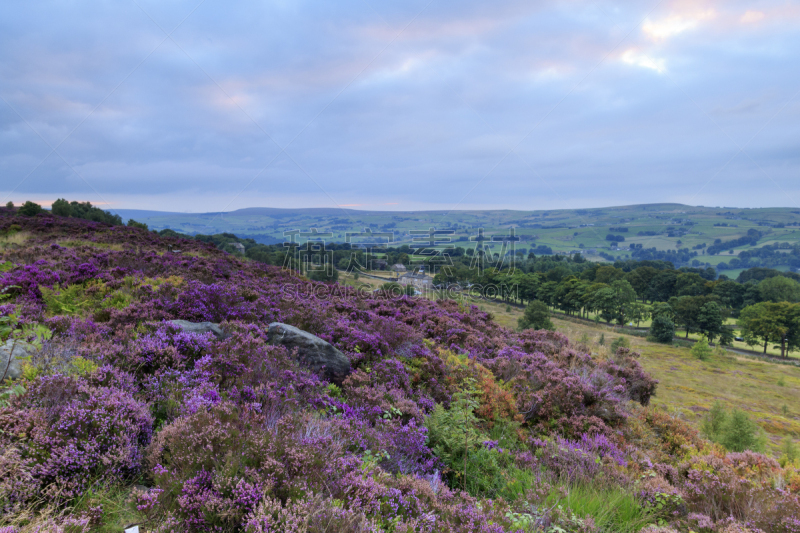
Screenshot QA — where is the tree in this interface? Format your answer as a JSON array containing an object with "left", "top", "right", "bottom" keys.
[
  {"left": 625, "top": 301, "right": 649, "bottom": 326},
  {"left": 650, "top": 314, "right": 675, "bottom": 343},
  {"left": 758, "top": 276, "right": 800, "bottom": 303},
  {"left": 712, "top": 280, "right": 746, "bottom": 310},
  {"left": 650, "top": 302, "right": 674, "bottom": 320},
  {"left": 721, "top": 409, "right": 766, "bottom": 453},
  {"left": 675, "top": 272, "right": 710, "bottom": 297},
  {"left": 308, "top": 268, "right": 339, "bottom": 283},
  {"left": 591, "top": 280, "right": 637, "bottom": 324},
  {"left": 594, "top": 265, "right": 625, "bottom": 284},
  {"left": 17, "top": 201, "right": 43, "bottom": 217},
  {"left": 697, "top": 301, "right": 724, "bottom": 344},
  {"left": 4, "top": 201, "right": 12, "bottom": 209},
  {"left": 670, "top": 295, "right": 707, "bottom": 338},
  {"left": 737, "top": 301, "right": 800, "bottom": 356},
  {"left": 624, "top": 266, "right": 658, "bottom": 301},
  {"left": 647, "top": 270, "right": 678, "bottom": 302},
  {"left": 518, "top": 300, "right": 554, "bottom": 331},
  {"left": 51, "top": 198, "right": 72, "bottom": 217},
  {"left": 536, "top": 281, "right": 558, "bottom": 309}
]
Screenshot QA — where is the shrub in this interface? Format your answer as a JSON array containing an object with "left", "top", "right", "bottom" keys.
[
  {"left": 650, "top": 315, "right": 675, "bottom": 343},
  {"left": 126, "top": 219, "right": 148, "bottom": 231},
  {"left": 780, "top": 436, "right": 799, "bottom": 467},
  {"left": 721, "top": 410, "right": 766, "bottom": 453},
  {"left": 691, "top": 338, "right": 713, "bottom": 360},
  {"left": 0, "top": 374, "right": 152, "bottom": 512},
  {"left": 518, "top": 300, "right": 554, "bottom": 331},
  {"left": 17, "top": 201, "right": 43, "bottom": 217},
  {"left": 144, "top": 404, "right": 355, "bottom": 530},
  {"left": 51, "top": 198, "right": 72, "bottom": 217},
  {"left": 701, "top": 402, "right": 766, "bottom": 453},
  {"left": 425, "top": 387, "right": 484, "bottom": 492},
  {"left": 678, "top": 452, "right": 800, "bottom": 530}
]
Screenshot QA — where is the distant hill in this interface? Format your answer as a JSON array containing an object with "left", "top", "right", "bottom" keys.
[{"left": 113, "top": 203, "right": 800, "bottom": 273}]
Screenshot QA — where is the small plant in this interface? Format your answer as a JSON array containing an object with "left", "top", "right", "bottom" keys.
[
  {"left": 426, "top": 379, "right": 483, "bottom": 491},
  {"left": 610, "top": 336, "right": 630, "bottom": 352},
  {"left": 783, "top": 404, "right": 790, "bottom": 416},
  {"left": 778, "top": 376, "right": 786, "bottom": 387},
  {"left": 505, "top": 304, "right": 511, "bottom": 312},
  {"left": 781, "top": 436, "right": 799, "bottom": 467},
  {"left": 69, "top": 356, "right": 100, "bottom": 376},
  {"left": 360, "top": 449, "right": 391, "bottom": 472},
  {"left": 0, "top": 383, "right": 26, "bottom": 407},
  {"left": 598, "top": 333, "right": 605, "bottom": 345},
  {"left": 691, "top": 338, "right": 713, "bottom": 360},
  {"left": 578, "top": 333, "right": 590, "bottom": 345}
]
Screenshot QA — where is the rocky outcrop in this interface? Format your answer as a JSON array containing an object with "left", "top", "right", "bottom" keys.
[
  {"left": 168, "top": 320, "right": 228, "bottom": 340},
  {"left": 0, "top": 339, "right": 35, "bottom": 381},
  {"left": 267, "top": 322, "right": 350, "bottom": 384}
]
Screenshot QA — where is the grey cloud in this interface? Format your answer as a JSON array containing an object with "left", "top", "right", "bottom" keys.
[{"left": 1, "top": 0, "right": 799, "bottom": 211}]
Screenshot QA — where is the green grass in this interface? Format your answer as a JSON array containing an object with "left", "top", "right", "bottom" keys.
[
  {"left": 544, "top": 484, "right": 655, "bottom": 533},
  {"left": 69, "top": 483, "right": 145, "bottom": 532}
]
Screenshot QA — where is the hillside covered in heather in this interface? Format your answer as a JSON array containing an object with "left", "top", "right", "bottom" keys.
[{"left": 2, "top": 209, "right": 800, "bottom": 533}]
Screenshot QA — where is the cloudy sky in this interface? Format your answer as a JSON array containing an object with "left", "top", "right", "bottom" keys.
[{"left": 1, "top": 0, "right": 798, "bottom": 213}]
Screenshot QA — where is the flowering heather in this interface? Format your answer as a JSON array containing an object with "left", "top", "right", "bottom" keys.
[{"left": 1, "top": 212, "right": 799, "bottom": 531}]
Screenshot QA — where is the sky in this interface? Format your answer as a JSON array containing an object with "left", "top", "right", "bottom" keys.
[{"left": 1, "top": 0, "right": 799, "bottom": 213}]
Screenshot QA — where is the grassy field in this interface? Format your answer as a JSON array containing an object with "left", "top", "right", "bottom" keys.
[{"left": 409, "top": 288, "right": 800, "bottom": 454}]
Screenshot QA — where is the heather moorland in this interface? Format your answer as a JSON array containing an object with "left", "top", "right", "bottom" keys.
[{"left": 2, "top": 207, "right": 800, "bottom": 533}]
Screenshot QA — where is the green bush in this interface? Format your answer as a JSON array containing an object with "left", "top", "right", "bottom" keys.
[
  {"left": 691, "top": 338, "right": 713, "bottom": 360},
  {"left": 780, "top": 436, "right": 799, "bottom": 467},
  {"left": 518, "top": 300, "right": 554, "bottom": 331},
  {"left": 127, "top": 219, "right": 149, "bottom": 231},
  {"left": 17, "top": 201, "right": 43, "bottom": 217},
  {"left": 51, "top": 198, "right": 72, "bottom": 217},
  {"left": 650, "top": 315, "right": 675, "bottom": 343},
  {"left": 701, "top": 402, "right": 766, "bottom": 453},
  {"left": 48, "top": 198, "right": 122, "bottom": 225}
]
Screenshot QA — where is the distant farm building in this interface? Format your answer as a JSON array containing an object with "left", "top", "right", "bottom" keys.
[
  {"left": 391, "top": 264, "right": 407, "bottom": 273},
  {"left": 398, "top": 273, "right": 433, "bottom": 291},
  {"left": 231, "top": 243, "right": 246, "bottom": 254}
]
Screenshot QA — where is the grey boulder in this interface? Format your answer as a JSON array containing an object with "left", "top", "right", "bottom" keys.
[
  {"left": 267, "top": 322, "right": 350, "bottom": 384},
  {"left": 168, "top": 320, "right": 228, "bottom": 340},
  {"left": 0, "top": 339, "right": 35, "bottom": 381}
]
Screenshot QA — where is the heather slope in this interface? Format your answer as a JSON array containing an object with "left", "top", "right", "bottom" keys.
[{"left": 1, "top": 210, "right": 800, "bottom": 533}]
